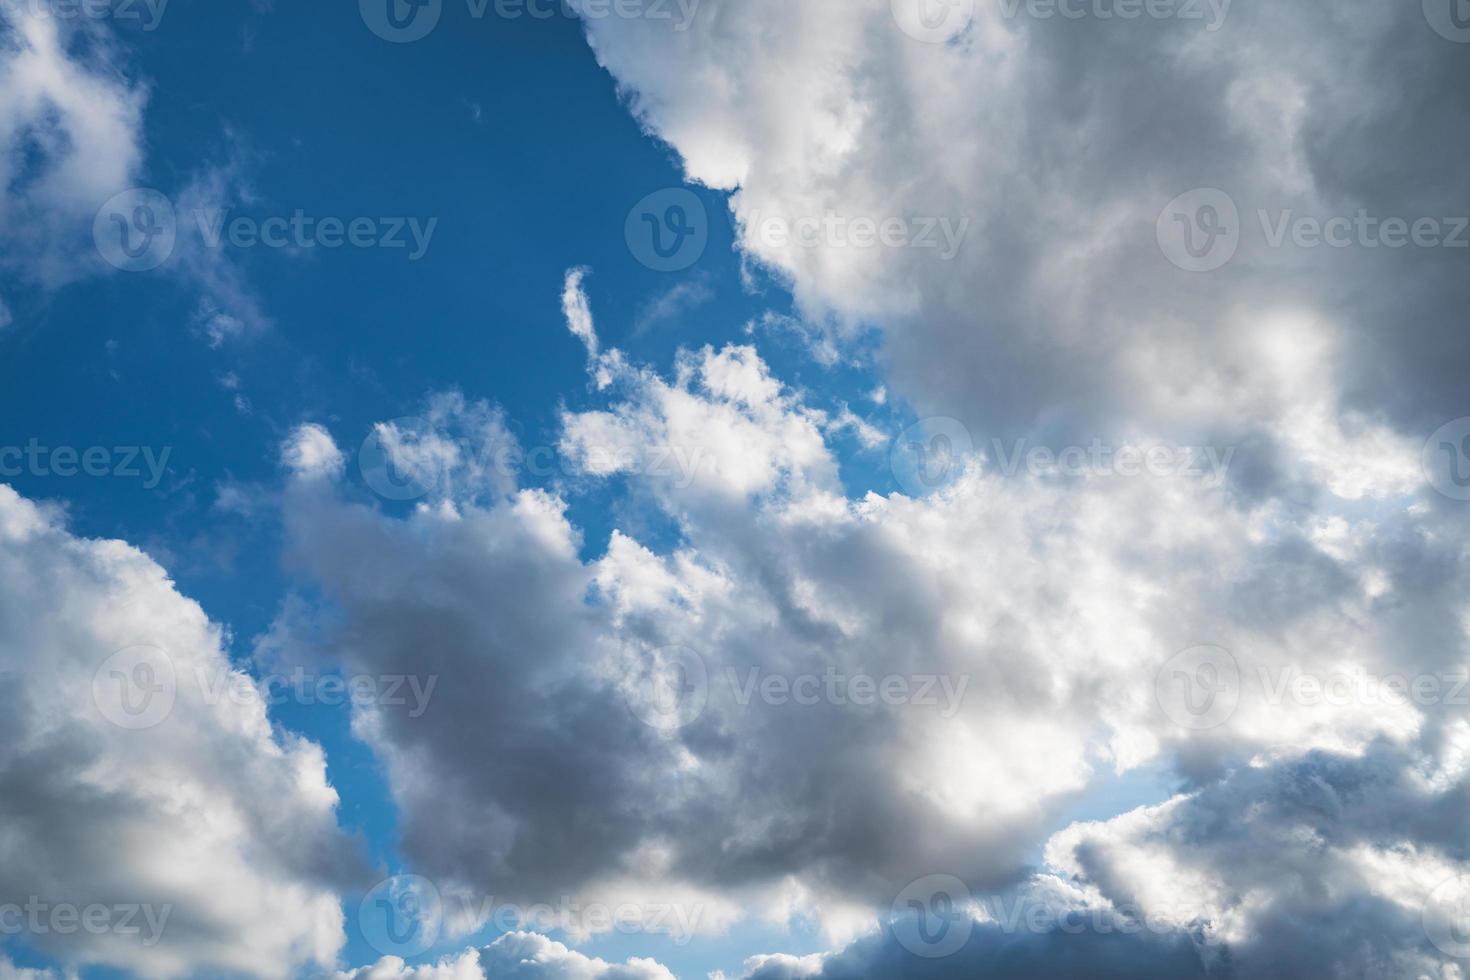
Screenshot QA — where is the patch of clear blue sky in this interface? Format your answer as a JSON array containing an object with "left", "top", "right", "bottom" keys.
[{"left": 0, "top": 3, "right": 1166, "bottom": 975}]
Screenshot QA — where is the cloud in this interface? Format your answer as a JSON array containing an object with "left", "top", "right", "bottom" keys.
[
  {"left": 633, "top": 275, "right": 714, "bottom": 335},
  {"left": 269, "top": 296, "right": 1470, "bottom": 956},
  {"left": 0, "top": 486, "right": 362, "bottom": 979},
  {"left": 336, "top": 933, "right": 675, "bottom": 979},
  {"left": 0, "top": 8, "right": 146, "bottom": 286},
  {"left": 574, "top": 0, "right": 1470, "bottom": 460}
]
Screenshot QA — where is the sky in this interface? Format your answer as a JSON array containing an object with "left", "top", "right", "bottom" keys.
[{"left": 0, "top": 0, "right": 1469, "bottom": 977}]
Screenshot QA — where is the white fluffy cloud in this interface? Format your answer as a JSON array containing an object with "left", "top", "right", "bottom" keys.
[
  {"left": 576, "top": 0, "right": 1470, "bottom": 457},
  {"left": 0, "top": 8, "right": 146, "bottom": 286},
  {"left": 271, "top": 275, "right": 1469, "bottom": 970},
  {"left": 0, "top": 486, "right": 360, "bottom": 979},
  {"left": 336, "top": 933, "right": 674, "bottom": 980}
]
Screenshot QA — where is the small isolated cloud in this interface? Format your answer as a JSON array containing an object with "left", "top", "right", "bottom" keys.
[{"left": 633, "top": 274, "right": 713, "bottom": 335}]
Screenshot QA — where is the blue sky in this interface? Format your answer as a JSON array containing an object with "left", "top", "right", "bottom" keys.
[
  {"left": 3, "top": 2, "right": 1470, "bottom": 979},
  {"left": 1, "top": 3, "right": 910, "bottom": 976}
]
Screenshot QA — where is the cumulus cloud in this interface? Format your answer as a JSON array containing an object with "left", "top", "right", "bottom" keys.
[
  {"left": 575, "top": 0, "right": 1470, "bottom": 463},
  {"left": 0, "top": 7, "right": 146, "bottom": 285},
  {"left": 269, "top": 279, "right": 1469, "bottom": 968},
  {"left": 0, "top": 486, "right": 362, "bottom": 979},
  {"left": 337, "top": 933, "right": 674, "bottom": 980}
]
